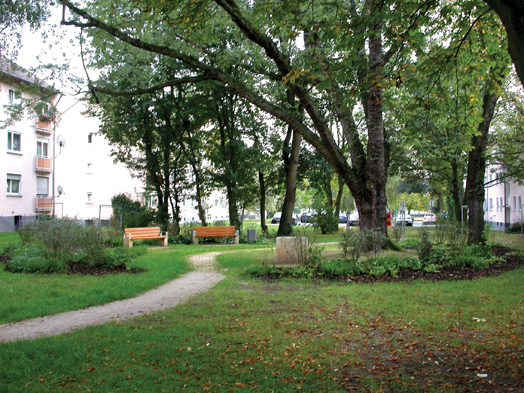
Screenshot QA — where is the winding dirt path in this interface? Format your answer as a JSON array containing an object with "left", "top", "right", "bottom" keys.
[{"left": 0, "top": 252, "right": 225, "bottom": 343}]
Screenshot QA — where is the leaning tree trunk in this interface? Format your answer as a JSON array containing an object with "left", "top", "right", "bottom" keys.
[
  {"left": 278, "top": 128, "right": 301, "bottom": 236},
  {"left": 465, "top": 84, "right": 500, "bottom": 244},
  {"left": 334, "top": 175, "right": 344, "bottom": 218}
]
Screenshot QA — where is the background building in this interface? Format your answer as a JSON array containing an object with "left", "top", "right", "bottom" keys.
[{"left": 484, "top": 168, "right": 524, "bottom": 231}]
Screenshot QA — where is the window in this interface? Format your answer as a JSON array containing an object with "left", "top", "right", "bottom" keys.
[
  {"left": 519, "top": 196, "right": 522, "bottom": 212},
  {"left": 36, "top": 176, "right": 49, "bottom": 196},
  {"left": 87, "top": 134, "right": 93, "bottom": 143},
  {"left": 87, "top": 192, "right": 93, "bottom": 203},
  {"left": 7, "top": 174, "right": 21, "bottom": 195},
  {"left": 7, "top": 132, "right": 21, "bottom": 152},
  {"left": 489, "top": 198, "right": 493, "bottom": 211},
  {"left": 36, "top": 140, "right": 49, "bottom": 158},
  {"left": 8, "top": 89, "right": 21, "bottom": 106},
  {"left": 86, "top": 163, "right": 93, "bottom": 174},
  {"left": 514, "top": 196, "right": 517, "bottom": 212}
]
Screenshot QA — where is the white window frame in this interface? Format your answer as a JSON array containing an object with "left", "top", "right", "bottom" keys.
[
  {"left": 36, "top": 176, "right": 49, "bottom": 197},
  {"left": 513, "top": 196, "right": 517, "bottom": 212},
  {"left": 87, "top": 192, "right": 93, "bottom": 203},
  {"left": 36, "top": 139, "right": 49, "bottom": 158},
  {"left": 7, "top": 174, "right": 21, "bottom": 195},
  {"left": 7, "top": 131, "right": 22, "bottom": 153},
  {"left": 8, "top": 89, "right": 22, "bottom": 106}
]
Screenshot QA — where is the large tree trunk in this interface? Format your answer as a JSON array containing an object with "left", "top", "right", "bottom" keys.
[
  {"left": 258, "top": 169, "right": 268, "bottom": 236},
  {"left": 464, "top": 85, "right": 500, "bottom": 244},
  {"left": 334, "top": 175, "right": 344, "bottom": 217},
  {"left": 485, "top": 0, "right": 524, "bottom": 89},
  {"left": 226, "top": 182, "right": 240, "bottom": 229},
  {"left": 362, "top": 23, "right": 388, "bottom": 235},
  {"left": 450, "top": 159, "right": 463, "bottom": 222},
  {"left": 278, "top": 127, "right": 301, "bottom": 236}
]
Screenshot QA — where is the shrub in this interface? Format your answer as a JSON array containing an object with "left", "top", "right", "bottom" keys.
[
  {"left": 8, "top": 243, "right": 67, "bottom": 274},
  {"left": 292, "top": 227, "right": 325, "bottom": 269},
  {"left": 390, "top": 224, "right": 403, "bottom": 242},
  {"left": 111, "top": 193, "right": 154, "bottom": 229},
  {"left": 361, "top": 229, "right": 387, "bottom": 257},
  {"left": 311, "top": 207, "right": 338, "bottom": 234},
  {"left": 12, "top": 218, "right": 144, "bottom": 273},
  {"left": 169, "top": 235, "right": 193, "bottom": 245},
  {"left": 418, "top": 227, "right": 432, "bottom": 262},
  {"left": 339, "top": 229, "right": 366, "bottom": 262}
]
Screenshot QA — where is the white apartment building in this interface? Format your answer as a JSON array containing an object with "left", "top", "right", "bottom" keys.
[
  {"left": 484, "top": 168, "right": 524, "bottom": 230},
  {"left": 1, "top": 59, "right": 144, "bottom": 232}
]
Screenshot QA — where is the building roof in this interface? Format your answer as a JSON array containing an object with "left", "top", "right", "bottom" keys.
[{"left": 0, "top": 56, "right": 56, "bottom": 93}]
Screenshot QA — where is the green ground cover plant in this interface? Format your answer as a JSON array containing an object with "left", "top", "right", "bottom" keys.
[{"left": 0, "top": 244, "right": 522, "bottom": 392}]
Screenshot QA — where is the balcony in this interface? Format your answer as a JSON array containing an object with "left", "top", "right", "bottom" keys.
[
  {"left": 34, "top": 119, "right": 52, "bottom": 135},
  {"left": 35, "top": 197, "right": 54, "bottom": 213},
  {"left": 35, "top": 156, "right": 53, "bottom": 172}
]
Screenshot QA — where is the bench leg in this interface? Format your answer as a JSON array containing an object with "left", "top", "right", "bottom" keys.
[
  {"left": 159, "top": 237, "right": 168, "bottom": 247},
  {"left": 234, "top": 235, "right": 239, "bottom": 245},
  {"left": 193, "top": 236, "right": 199, "bottom": 245},
  {"left": 124, "top": 238, "right": 133, "bottom": 248}
]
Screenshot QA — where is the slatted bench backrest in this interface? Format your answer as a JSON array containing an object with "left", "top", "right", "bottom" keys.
[
  {"left": 193, "top": 226, "right": 236, "bottom": 237},
  {"left": 125, "top": 227, "right": 164, "bottom": 239}
]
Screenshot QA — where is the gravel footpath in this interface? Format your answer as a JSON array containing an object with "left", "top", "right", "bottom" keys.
[{"left": 0, "top": 252, "right": 225, "bottom": 343}]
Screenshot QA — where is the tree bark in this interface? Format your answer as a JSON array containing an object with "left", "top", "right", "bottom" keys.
[
  {"left": 464, "top": 86, "right": 500, "bottom": 244},
  {"left": 334, "top": 176, "right": 344, "bottom": 218},
  {"left": 362, "top": 22, "right": 388, "bottom": 235},
  {"left": 258, "top": 169, "right": 268, "bottom": 236},
  {"left": 485, "top": 0, "right": 524, "bottom": 89},
  {"left": 450, "top": 159, "right": 463, "bottom": 222},
  {"left": 278, "top": 126, "right": 301, "bottom": 236}
]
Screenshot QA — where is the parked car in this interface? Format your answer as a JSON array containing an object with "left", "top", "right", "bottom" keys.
[
  {"left": 395, "top": 213, "right": 413, "bottom": 226},
  {"left": 271, "top": 212, "right": 281, "bottom": 224},
  {"left": 423, "top": 212, "right": 437, "bottom": 225},
  {"left": 338, "top": 214, "right": 348, "bottom": 223},
  {"left": 300, "top": 212, "right": 313, "bottom": 223},
  {"left": 347, "top": 210, "right": 359, "bottom": 226},
  {"left": 271, "top": 212, "right": 298, "bottom": 224}
]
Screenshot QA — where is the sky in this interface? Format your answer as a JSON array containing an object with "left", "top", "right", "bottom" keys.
[{"left": 15, "top": 5, "right": 88, "bottom": 96}]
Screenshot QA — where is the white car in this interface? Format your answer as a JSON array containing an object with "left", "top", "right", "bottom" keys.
[
  {"left": 395, "top": 213, "right": 413, "bottom": 226},
  {"left": 423, "top": 213, "right": 437, "bottom": 225}
]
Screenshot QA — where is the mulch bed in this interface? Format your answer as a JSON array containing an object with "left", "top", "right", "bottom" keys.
[
  {"left": 0, "top": 256, "right": 145, "bottom": 276},
  {"left": 65, "top": 262, "right": 145, "bottom": 276}
]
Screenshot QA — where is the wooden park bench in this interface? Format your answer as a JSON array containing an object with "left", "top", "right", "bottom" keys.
[
  {"left": 124, "top": 227, "right": 168, "bottom": 248},
  {"left": 192, "top": 226, "right": 239, "bottom": 245}
]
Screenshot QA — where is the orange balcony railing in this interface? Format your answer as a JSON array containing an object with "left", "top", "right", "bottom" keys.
[
  {"left": 35, "top": 156, "right": 53, "bottom": 172},
  {"left": 35, "top": 119, "right": 52, "bottom": 135},
  {"left": 35, "top": 197, "right": 54, "bottom": 213}
]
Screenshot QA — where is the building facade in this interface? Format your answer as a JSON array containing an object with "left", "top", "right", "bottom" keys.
[
  {"left": 484, "top": 168, "right": 524, "bottom": 230},
  {"left": 1, "top": 60, "right": 144, "bottom": 232}
]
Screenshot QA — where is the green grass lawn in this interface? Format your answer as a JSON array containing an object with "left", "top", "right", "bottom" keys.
[{"left": 0, "top": 231, "right": 523, "bottom": 392}]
